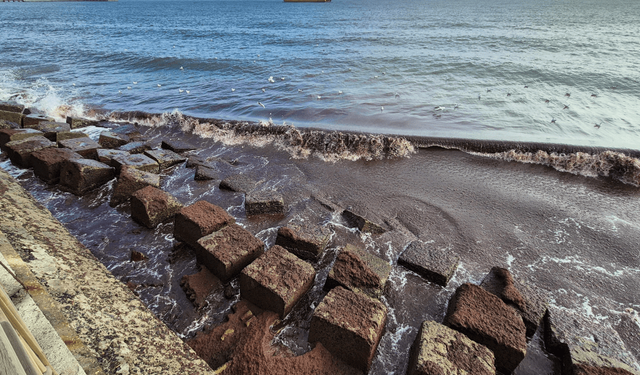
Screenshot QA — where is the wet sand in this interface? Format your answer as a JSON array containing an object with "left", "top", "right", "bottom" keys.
[{"left": 2, "top": 118, "right": 640, "bottom": 374}]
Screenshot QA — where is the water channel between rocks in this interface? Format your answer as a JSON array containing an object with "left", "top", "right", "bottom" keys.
[{"left": 3, "top": 121, "right": 640, "bottom": 375}]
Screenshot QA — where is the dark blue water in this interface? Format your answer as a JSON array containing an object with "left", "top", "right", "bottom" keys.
[{"left": 1, "top": 0, "right": 640, "bottom": 149}]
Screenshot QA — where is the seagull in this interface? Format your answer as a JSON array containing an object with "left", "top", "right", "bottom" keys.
[
  {"left": 381, "top": 106, "right": 384, "bottom": 112},
  {"left": 374, "top": 75, "right": 379, "bottom": 79},
  {"left": 317, "top": 95, "right": 321, "bottom": 99},
  {"left": 179, "top": 89, "right": 184, "bottom": 93},
  {"left": 348, "top": 68, "right": 352, "bottom": 71},
  {"left": 157, "top": 84, "right": 162, "bottom": 87},
  {"left": 118, "top": 90, "right": 122, "bottom": 94},
  {"left": 215, "top": 57, "right": 218, "bottom": 60},
  {"left": 453, "top": 104, "right": 459, "bottom": 109},
  {"left": 486, "top": 89, "right": 492, "bottom": 93},
  {"left": 72, "top": 83, "right": 76, "bottom": 86},
  {"left": 127, "top": 86, "right": 132, "bottom": 90},
  {"left": 180, "top": 66, "right": 184, "bottom": 70},
  {"left": 298, "top": 89, "right": 303, "bottom": 92},
  {"left": 383, "top": 72, "right": 386, "bottom": 75},
  {"left": 186, "top": 90, "right": 190, "bottom": 94},
  {"left": 281, "top": 77, "right": 285, "bottom": 81},
  {"left": 338, "top": 90, "right": 343, "bottom": 94},
  {"left": 231, "top": 88, "right": 235, "bottom": 92},
  {"left": 262, "top": 88, "right": 266, "bottom": 92},
  {"left": 257, "top": 54, "right": 260, "bottom": 57},
  {"left": 478, "top": 94, "right": 482, "bottom": 100},
  {"left": 395, "top": 92, "right": 400, "bottom": 98},
  {"left": 258, "top": 102, "right": 265, "bottom": 108},
  {"left": 524, "top": 85, "right": 529, "bottom": 88},
  {"left": 268, "top": 76, "right": 275, "bottom": 83},
  {"left": 434, "top": 106, "right": 445, "bottom": 111},
  {"left": 133, "top": 81, "right": 138, "bottom": 85}
]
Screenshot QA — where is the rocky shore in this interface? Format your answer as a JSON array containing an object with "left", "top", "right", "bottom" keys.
[{"left": 1, "top": 100, "right": 640, "bottom": 374}]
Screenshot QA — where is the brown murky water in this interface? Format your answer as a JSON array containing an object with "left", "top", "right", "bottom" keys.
[{"left": 3, "top": 120, "right": 640, "bottom": 374}]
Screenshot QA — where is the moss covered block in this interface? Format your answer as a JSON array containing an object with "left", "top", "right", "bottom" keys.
[{"left": 240, "top": 245, "right": 316, "bottom": 318}]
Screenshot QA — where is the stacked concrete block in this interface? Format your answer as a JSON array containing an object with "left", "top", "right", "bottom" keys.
[{"left": 131, "top": 186, "right": 183, "bottom": 228}]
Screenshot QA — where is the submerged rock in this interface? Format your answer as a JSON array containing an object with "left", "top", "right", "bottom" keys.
[
  {"left": 219, "top": 174, "right": 258, "bottom": 193},
  {"left": 240, "top": 245, "right": 315, "bottom": 319},
  {"left": 407, "top": 320, "right": 496, "bottom": 375},
  {"left": 59, "top": 158, "right": 115, "bottom": 195},
  {"left": 309, "top": 286, "right": 387, "bottom": 372},
  {"left": 195, "top": 223, "right": 265, "bottom": 281},
  {"left": 245, "top": 190, "right": 285, "bottom": 216},
  {"left": 30, "top": 148, "right": 83, "bottom": 184},
  {"left": 444, "top": 283, "right": 527, "bottom": 374},
  {"left": 480, "top": 266, "right": 548, "bottom": 337},
  {"left": 5, "top": 136, "right": 56, "bottom": 168},
  {"left": 173, "top": 200, "right": 235, "bottom": 249},
  {"left": 325, "top": 244, "right": 391, "bottom": 299},
  {"left": 131, "top": 186, "right": 183, "bottom": 229},
  {"left": 342, "top": 208, "right": 386, "bottom": 234},
  {"left": 275, "top": 221, "right": 332, "bottom": 261},
  {"left": 398, "top": 240, "right": 460, "bottom": 287}
]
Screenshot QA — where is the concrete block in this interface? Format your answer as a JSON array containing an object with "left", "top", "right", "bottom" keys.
[
  {"left": 65, "top": 116, "right": 99, "bottom": 129},
  {"left": 144, "top": 149, "right": 187, "bottom": 169},
  {"left": 131, "top": 186, "right": 183, "bottom": 228},
  {"left": 181, "top": 267, "right": 222, "bottom": 309},
  {"left": 0, "top": 110, "right": 24, "bottom": 127},
  {"left": 194, "top": 165, "right": 217, "bottom": 181},
  {"left": 0, "top": 129, "right": 43, "bottom": 150},
  {"left": 111, "top": 153, "right": 159, "bottom": 174},
  {"left": 22, "top": 114, "right": 54, "bottom": 128},
  {"left": 240, "top": 245, "right": 316, "bottom": 318},
  {"left": 97, "top": 149, "right": 129, "bottom": 166},
  {"left": 99, "top": 131, "right": 130, "bottom": 149},
  {"left": 118, "top": 141, "right": 151, "bottom": 154},
  {"left": 309, "top": 286, "right": 387, "bottom": 372},
  {"left": 245, "top": 190, "right": 285, "bottom": 216},
  {"left": 195, "top": 224, "right": 264, "bottom": 281},
  {"left": 5, "top": 136, "right": 56, "bottom": 168},
  {"left": 30, "top": 148, "right": 83, "bottom": 184},
  {"left": 219, "top": 174, "right": 258, "bottom": 193},
  {"left": 60, "top": 158, "right": 115, "bottom": 195},
  {"left": 58, "top": 137, "right": 101, "bottom": 160},
  {"left": 110, "top": 166, "right": 160, "bottom": 207},
  {"left": 161, "top": 138, "right": 197, "bottom": 153},
  {"left": 325, "top": 244, "right": 391, "bottom": 299},
  {"left": 342, "top": 208, "right": 386, "bottom": 234},
  {"left": 0, "top": 119, "right": 20, "bottom": 129},
  {"left": 173, "top": 200, "right": 235, "bottom": 249},
  {"left": 398, "top": 240, "right": 460, "bottom": 287},
  {"left": 0, "top": 101, "right": 25, "bottom": 113},
  {"left": 25, "top": 121, "right": 71, "bottom": 142},
  {"left": 275, "top": 220, "right": 332, "bottom": 261},
  {"left": 55, "top": 131, "right": 88, "bottom": 143}
]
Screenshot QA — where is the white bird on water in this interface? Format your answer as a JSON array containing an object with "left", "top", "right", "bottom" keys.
[
  {"left": 180, "top": 67, "right": 184, "bottom": 70},
  {"left": 231, "top": 88, "right": 235, "bottom": 92},
  {"left": 268, "top": 76, "right": 275, "bottom": 83},
  {"left": 434, "top": 106, "right": 446, "bottom": 111},
  {"left": 338, "top": 90, "right": 343, "bottom": 94},
  {"left": 258, "top": 102, "right": 265, "bottom": 108},
  {"left": 127, "top": 86, "right": 132, "bottom": 90},
  {"left": 118, "top": 90, "right": 122, "bottom": 94},
  {"left": 179, "top": 89, "right": 184, "bottom": 93},
  {"left": 133, "top": 81, "right": 138, "bottom": 85},
  {"left": 262, "top": 88, "right": 266, "bottom": 92},
  {"left": 281, "top": 77, "right": 285, "bottom": 81},
  {"left": 317, "top": 95, "right": 322, "bottom": 100},
  {"left": 381, "top": 106, "right": 384, "bottom": 112},
  {"left": 157, "top": 84, "right": 162, "bottom": 87},
  {"left": 186, "top": 90, "right": 190, "bottom": 94}
]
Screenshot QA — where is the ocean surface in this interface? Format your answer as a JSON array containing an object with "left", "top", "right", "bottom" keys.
[{"left": 1, "top": 0, "right": 640, "bottom": 149}]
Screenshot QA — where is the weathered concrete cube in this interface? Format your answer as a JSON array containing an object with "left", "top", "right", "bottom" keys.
[
  {"left": 97, "top": 149, "right": 129, "bottom": 166},
  {"left": 56, "top": 131, "right": 89, "bottom": 143},
  {"left": 245, "top": 190, "right": 285, "bottom": 216},
  {"left": 181, "top": 267, "right": 222, "bottom": 309},
  {"left": 110, "top": 124, "right": 142, "bottom": 141},
  {"left": 219, "top": 174, "right": 258, "bottom": 193},
  {"left": 173, "top": 200, "right": 235, "bottom": 249},
  {"left": 0, "top": 129, "right": 43, "bottom": 150},
  {"left": 194, "top": 165, "right": 217, "bottom": 181},
  {"left": 144, "top": 149, "right": 187, "bottom": 169},
  {"left": 110, "top": 166, "right": 160, "bottom": 207},
  {"left": 23, "top": 114, "right": 54, "bottom": 128},
  {"left": 131, "top": 186, "right": 183, "bottom": 228},
  {"left": 408, "top": 320, "right": 496, "bottom": 375},
  {"left": 58, "top": 137, "right": 101, "bottom": 160},
  {"left": 240, "top": 245, "right": 316, "bottom": 318},
  {"left": 30, "top": 148, "right": 83, "bottom": 184},
  {"left": 60, "top": 158, "right": 115, "bottom": 195},
  {"left": 161, "top": 138, "right": 197, "bottom": 153},
  {"left": 0, "top": 119, "right": 20, "bottom": 129},
  {"left": 398, "top": 240, "right": 460, "bottom": 287},
  {"left": 444, "top": 283, "right": 527, "bottom": 374},
  {"left": 66, "top": 116, "right": 100, "bottom": 129},
  {"left": 111, "top": 153, "right": 159, "bottom": 174},
  {"left": 325, "top": 244, "right": 391, "bottom": 298},
  {"left": 0, "top": 101, "right": 25, "bottom": 113},
  {"left": 27, "top": 121, "right": 71, "bottom": 141},
  {"left": 309, "top": 286, "right": 387, "bottom": 372},
  {"left": 0, "top": 110, "right": 24, "bottom": 127},
  {"left": 545, "top": 305, "right": 639, "bottom": 375},
  {"left": 481, "top": 267, "right": 548, "bottom": 337},
  {"left": 5, "top": 136, "right": 56, "bottom": 168},
  {"left": 342, "top": 208, "right": 386, "bottom": 234},
  {"left": 275, "top": 221, "right": 332, "bottom": 261},
  {"left": 118, "top": 141, "right": 151, "bottom": 154},
  {"left": 186, "top": 156, "right": 208, "bottom": 169},
  {"left": 99, "top": 131, "right": 130, "bottom": 149},
  {"left": 195, "top": 224, "right": 265, "bottom": 281}
]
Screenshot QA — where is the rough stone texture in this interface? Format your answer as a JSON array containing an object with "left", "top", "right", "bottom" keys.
[
  {"left": 23, "top": 114, "right": 54, "bottom": 128},
  {"left": 245, "top": 190, "right": 285, "bottom": 216},
  {"left": 0, "top": 109, "right": 24, "bottom": 127},
  {"left": 0, "top": 128, "right": 43, "bottom": 150},
  {"left": 58, "top": 137, "right": 101, "bottom": 160},
  {"left": 186, "top": 156, "right": 208, "bottom": 168},
  {"left": 30, "top": 148, "right": 83, "bottom": 184},
  {"left": 615, "top": 309, "right": 640, "bottom": 367},
  {"left": 444, "top": 283, "right": 527, "bottom": 374},
  {"left": 195, "top": 224, "right": 265, "bottom": 282},
  {"left": 309, "top": 286, "right": 387, "bottom": 372},
  {"left": 0, "top": 100, "right": 25, "bottom": 113},
  {"left": 161, "top": 139, "right": 197, "bottom": 153},
  {"left": 187, "top": 300, "right": 359, "bottom": 375},
  {"left": 180, "top": 267, "right": 222, "bottom": 309},
  {"left": 25, "top": 121, "right": 71, "bottom": 141},
  {"left": 110, "top": 166, "right": 161, "bottom": 207},
  {"left": 174, "top": 201, "right": 236, "bottom": 249},
  {"left": 325, "top": 244, "right": 391, "bottom": 299},
  {"left": 480, "top": 267, "right": 548, "bottom": 337},
  {"left": 275, "top": 221, "right": 332, "bottom": 261},
  {"left": 118, "top": 141, "right": 151, "bottom": 154},
  {"left": 130, "top": 186, "right": 183, "bottom": 229},
  {"left": 0, "top": 160, "right": 214, "bottom": 375},
  {"left": 398, "top": 240, "right": 460, "bottom": 287},
  {"left": 130, "top": 250, "right": 148, "bottom": 262},
  {"left": 194, "top": 165, "right": 217, "bottom": 181},
  {"left": 144, "top": 149, "right": 187, "bottom": 169},
  {"left": 56, "top": 131, "right": 89, "bottom": 143},
  {"left": 97, "top": 149, "right": 129, "bottom": 166},
  {"left": 66, "top": 116, "right": 100, "bottom": 129},
  {"left": 111, "top": 153, "right": 159, "bottom": 174},
  {"left": 59, "top": 159, "right": 116, "bottom": 196},
  {"left": 98, "top": 131, "right": 130, "bottom": 149},
  {"left": 545, "top": 305, "right": 640, "bottom": 375},
  {"left": 342, "top": 208, "right": 386, "bottom": 234},
  {"left": 219, "top": 174, "right": 258, "bottom": 193},
  {"left": 0, "top": 119, "right": 20, "bottom": 129},
  {"left": 240, "top": 245, "right": 316, "bottom": 318},
  {"left": 5, "top": 136, "right": 56, "bottom": 168},
  {"left": 407, "top": 320, "right": 496, "bottom": 375},
  {"left": 110, "top": 124, "right": 142, "bottom": 140}
]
